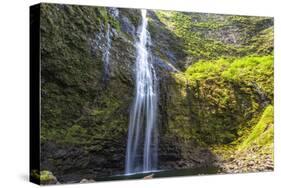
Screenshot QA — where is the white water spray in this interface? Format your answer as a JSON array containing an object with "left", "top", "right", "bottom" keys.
[{"left": 125, "top": 9, "right": 158, "bottom": 174}]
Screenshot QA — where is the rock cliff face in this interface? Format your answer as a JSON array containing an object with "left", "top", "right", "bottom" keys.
[
  {"left": 39, "top": 3, "right": 273, "bottom": 183},
  {"left": 40, "top": 4, "right": 141, "bottom": 181}
]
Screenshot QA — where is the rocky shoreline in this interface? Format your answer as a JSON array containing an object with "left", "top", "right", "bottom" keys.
[{"left": 219, "top": 147, "right": 274, "bottom": 174}]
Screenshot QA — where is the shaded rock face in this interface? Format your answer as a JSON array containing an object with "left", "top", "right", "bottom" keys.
[
  {"left": 148, "top": 11, "right": 187, "bottom": 70},
  {"left": 39, "top": 3, "right": 273, "bottom": 183},
  {"left": 41, "top": 140, "right": 126, "bottom": 182},
  {"left": 158, "top": 137, "right": 218, "bottom": 170},
  {"left": 40, "top": 4, "right": 140, "bottom": 182}
]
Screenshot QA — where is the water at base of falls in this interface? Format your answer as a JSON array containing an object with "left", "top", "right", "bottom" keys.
[{"left": 125, "top": 9, "right": 158, "bottom": 174}]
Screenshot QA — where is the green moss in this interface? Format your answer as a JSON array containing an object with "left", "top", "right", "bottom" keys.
[
  {"left": 240, "top": 105, "right": 273, "bottom": 150},
  {"left": 185, "top": 58, "right": 232, "bottom": 82},
  {"left": 166, "top": 73, "right": 195, "bottom": 141},
  {"left": 186, "top": 55, "right": 273, "bottom": 101},
  {"left": 109, "top": 16, "right": 121, "bottom": 31},
  {"left": 39, "top": 170, "right": 57, "bottom": 184},
  {"left": 247, "top": 27, "right": 274, "bottom": 54},
  {"left": 65, "top": 124, "right": 91, "bottom": 144},
  {"left": 40, "top": 4, "right": 130, "bottom": 146},
  {"left": 222, "top": 55, "right": 273, "bottom": 100},
  {"left": 97, "top": 7, "right": 121, "bottom": 32},
  {"left": 212, "top": 104, "right": 274, "bottom": 162},
  {"left": 167, "top": 55, "right": 273, "bottom": 144},
  {"left": 155, "top": 10, "right": 273, "bottom": 62},
  {"left": 156, "top": 11, "right": 233, "bottom": 60}
]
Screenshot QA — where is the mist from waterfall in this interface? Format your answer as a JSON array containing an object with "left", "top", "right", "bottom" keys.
[{"left": 125, "top": 9, "right": 158, "bottom": 174}]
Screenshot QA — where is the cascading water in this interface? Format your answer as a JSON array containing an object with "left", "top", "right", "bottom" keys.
[
  {"left": 125, "top": 9, "right": 158, "bottom": 174},
  {"left": 103, "top": 8, "right": 118, "bottom": 83},
  {"left": 102, "top": 23, "right": 111, "bottom": 82}
]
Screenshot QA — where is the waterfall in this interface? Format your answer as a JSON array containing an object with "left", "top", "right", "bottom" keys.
[
  {"left": 125, "top": 9, "right": 158, "bottom": 174},
  {"left": 103, "top": 23, "right": 111, "bottom": 82}
]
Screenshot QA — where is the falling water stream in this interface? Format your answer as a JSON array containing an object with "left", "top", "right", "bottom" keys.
[
  {"left": 125, "top": 9, "right": 158, "bottom": 174},
  {"left": 103, "top": 23, "right": 111, "bottom": 82}
]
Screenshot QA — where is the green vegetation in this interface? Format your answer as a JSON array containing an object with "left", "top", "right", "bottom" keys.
[
  {"left": 186, "top": 55, "right": 273, "bottom": 100},
  {"left": 65, "top": 124, "right": 90, "bottom": 144},
  {"left": 185, "top": 58, "right": 231, "bottom": 82},
  {"left": 40, "top": 4, "right": 133, "bottom": 146},
  {"left": 222, "top": 55, "right": 273, "bottom": 100},
  {"left": 31, "top": 170, "right": 57, "bottom": 184},
  {"left": 155, "top": 11, "right": 273, "bottom": 62},
  {"left": 167, "top": 55, "right": 273, "bottom": 145},
  {"left": 155, "top": 11, "right": 233, "bottom": 60},
  {"left": 212, "top": 105, "right": 273, "bottom": 172},
  {"left": 240, "top": 105, "right": 273, "bottom": 150},
  {"left": 40, "top": 171, "right": 57, "bottom": 183}
]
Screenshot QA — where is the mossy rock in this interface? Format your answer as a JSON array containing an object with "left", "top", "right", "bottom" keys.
[
  {"left": 165, "top": 55, "right": 273, "bottom": 144},
  {"left": 239, "top": 105, "right": 273, "bottom": 150},
  {"left": 154, "top": 10, "right": 273, "bottom": 62},
  {"left": 40, "top": 170, "right": 58, "bottom": 185}
]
